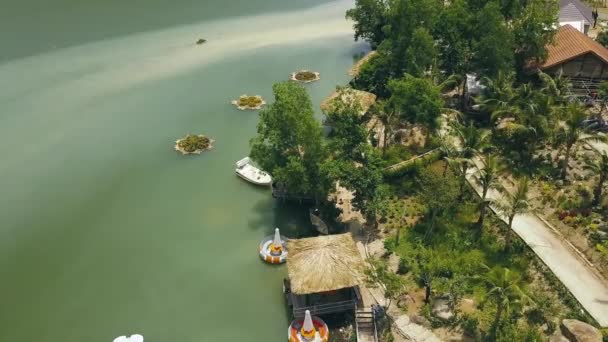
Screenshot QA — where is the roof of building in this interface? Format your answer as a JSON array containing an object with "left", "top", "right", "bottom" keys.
[
  {"left": 320, "top": 88, "right": 377, "bottom": 116},
  {"left": 540, "top": 24, "right": 608, "bottom": 70},
  {"left": 559, "top": 0, "right": 593, "bottom": 25},
  {"left": 286, "top": 233, "right": 365, "bottom": 295}
]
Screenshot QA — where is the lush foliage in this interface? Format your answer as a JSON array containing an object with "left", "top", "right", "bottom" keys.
[
  {"left": 237, "top": 95, "right": 263, "bottom": 108},
  {"left": 293, "top": 71, "right": 318, "bottom": 81},
  {"left": 346, "top": 0, "right": 557, "bottom": 99},
  {"left": 177, "top": 134, "right": 211, "bottom": 152},
  {"left": 250, "top": 82, "right": 326, "bottom": 198},
  {"left": 387, "top": 75, "right": 443, "bottom": 135}
]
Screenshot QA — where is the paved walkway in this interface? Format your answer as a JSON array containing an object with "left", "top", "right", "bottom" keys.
[
  {"left": 466, "top": 164, "right": 608, "bottom": 327},
  {"left": 437, "top": 114, "right": 608, "bottom": 326}
]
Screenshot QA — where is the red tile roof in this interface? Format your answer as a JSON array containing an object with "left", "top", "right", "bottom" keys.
[{"left": 541, "top": 25, "right": 608, "bottom": 70}]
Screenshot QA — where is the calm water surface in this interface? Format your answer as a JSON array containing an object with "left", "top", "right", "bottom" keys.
[{"left": 0, "top": 0, "right": 365, "bottom": 340}]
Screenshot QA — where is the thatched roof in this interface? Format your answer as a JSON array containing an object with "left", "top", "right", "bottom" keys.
[
  {"left": 287, "top": 233, "right": 365, "bottom": 295},
  {"left": 349, "top": 51, "right": 378, "bottom": 77},
  {"left": 320, "top": 89, "right": 377, "bottom": 116}
]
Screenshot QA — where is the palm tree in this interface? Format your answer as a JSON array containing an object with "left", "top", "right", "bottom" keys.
[
  {"left": 451, "top": 122, "right": 492, "bottom": 197},
  {"left": 438, "top": 136, "right": 457, "bottom": 176},
  {"left": 584, "top": 151, "right": 608, "bottom": 205},
  {"left": 495, "top": 177, "right": 533, "bottom": 251},
  {"left": 538, "top": 70, "right": 572, "bottom": 105},
  {"left": 479, "top": 266, "right": 530, "bottom": 332},
  {"left": 554, "top": 103, "right": 607, "bottom": 179},
  {"left": 472, "top": 153, "right": 504, "bottom": 229}
]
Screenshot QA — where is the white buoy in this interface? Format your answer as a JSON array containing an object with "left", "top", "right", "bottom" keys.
[
  {"left": 301, "top": 310, "right": 316, "bottom": 340},
  {"left": 271, "top": 228, "right": 283, "bottom": 255}
]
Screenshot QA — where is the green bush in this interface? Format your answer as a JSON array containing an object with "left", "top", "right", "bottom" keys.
[
  {"left": 397, "top": 256, "right": 412, "bottom": 274},
  {"left": 461, "top": 314, "right": 480, "bottom": 339}
]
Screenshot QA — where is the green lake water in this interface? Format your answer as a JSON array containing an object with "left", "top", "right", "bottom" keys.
[{"left": 0, "top": 0, "right": 366, "bottom": 340}]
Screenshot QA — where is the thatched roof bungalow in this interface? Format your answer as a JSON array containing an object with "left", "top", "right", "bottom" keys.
[
  {"left": 320, "top": 88, "right": 377, "bottom": 117},
  {"left": 283, "top": 233, "right": 365, "bottom": 318}
]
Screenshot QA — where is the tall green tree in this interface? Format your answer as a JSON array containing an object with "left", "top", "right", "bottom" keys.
[
  {"left": 473, "top": 2, "right": 514, "bottom": 77},
  {"left": 495, "top": 177, "right": 532, "bottom": 251},
  {"left": 337, "top": 146, "right": 387, "bottom": 229},
  {"left": 382, "top": 0, "right": 440, "bottom": 74},
  {"left": 388, "top": 75, "right": 443, "bottom": 137},
  {"left": 433, "top": 0, "right": 475, "bottom": 77},
  {"left": 511, "top": 0, "right": 557, "bottom": 71},
  {"left": 346, "top": 0, "right": 389, "bottom": 47},
  {"left": 554, "top": 103, "right": 606, "bottom": 179},
  {"left": 584, "top": 151, "right": 608, "bottom": 205},
  {"left": 250, "top": 81, "right": 326, "bottom": 199},
  {"left": 418, "top": 167, "right": 459, "bottom": 236},
  {"left": 472, "top": 153, "right": 504, "bottom": 229},
  {"left": 404, "top": 27, "right": 437, "bottom": 77},
  {"left": 324, "top": 88, "right": 369, "bottom": 159},
  {"left": 350, "top": 52, "right": 393, "bottom": 98},
  {"left": 479, "top": 267, "right": 531, "bottom": 334}
]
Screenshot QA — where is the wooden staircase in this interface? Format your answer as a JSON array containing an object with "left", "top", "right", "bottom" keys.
[{"left": 355, "top": 308, "right": 378, "bottom": 342}]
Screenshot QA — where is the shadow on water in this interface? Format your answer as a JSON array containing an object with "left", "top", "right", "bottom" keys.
[{"left": 249, "top": 197, "right": 318, "bottom": 239}]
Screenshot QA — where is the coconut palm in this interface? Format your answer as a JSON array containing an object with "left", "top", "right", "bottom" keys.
[
  {"left": 451, "top": 122, "right": 492, "bottom": 197},
  {"left": 477, "top": 71, "right": 516, "bottom": 115},
  {"left": 479, "top": 266, "right": 531, "bottom": 331},
  {"left": 472, "top": 153, "right": 504, "bottom": 229},
  {"left": 554, "top": 103, "right": 607, "bottom": 179},
  {"left": 538, "top": 70, "right": 572, "bottom": 105},
  {"left": 438, "top": 135, "right": 457, "bottom": 176},
  {"left": 584, "top": 151, "right": 608, "bottom": 205},
  {"left": 495, "top": 177, "right": 533, "bottom": 251}
]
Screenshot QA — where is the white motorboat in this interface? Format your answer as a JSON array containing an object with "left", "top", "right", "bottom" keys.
[
  {"left": 113, "top": 334, "right": 143, "bottom": 342},
  {"left": 235, "top": 157, "right": 272, "bottom": 186}
]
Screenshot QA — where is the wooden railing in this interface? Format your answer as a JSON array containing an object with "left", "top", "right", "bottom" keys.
[{"left": 293, "top": 299, "right": 356, "bottom": 318}]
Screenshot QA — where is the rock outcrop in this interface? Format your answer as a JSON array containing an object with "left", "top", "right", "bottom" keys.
[{"left": 560, "top": 319, "right": 601, "bottom": 342}]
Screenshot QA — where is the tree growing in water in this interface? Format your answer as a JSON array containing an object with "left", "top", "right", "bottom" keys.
[{"left": 250, "top": 81, "right": 326, "bottom": 200}]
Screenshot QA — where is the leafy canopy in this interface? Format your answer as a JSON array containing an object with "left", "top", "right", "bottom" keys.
[{"left": 250, "top": 81, "right": 325, "bottom": 197}]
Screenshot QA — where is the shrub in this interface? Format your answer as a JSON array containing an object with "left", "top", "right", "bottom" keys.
[
  {"left": 294, "top": 71, "right": 318, "bottom": 81},
  {"left": 238, "top": 96, "right": 263, "bottom": 107},
  {"left": 397, "top": 256, "right": 411, "bottom": 274},
  {"left": 177, "top": 134, "right": 211, "bottom": 152},
  {"left": 461, "top": 315, "right": 480, "bottom": 339}
]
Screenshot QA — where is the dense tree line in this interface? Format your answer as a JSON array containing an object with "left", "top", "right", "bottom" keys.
[{"left": 347, "top": 0, "right": 558, "bottom": 97}]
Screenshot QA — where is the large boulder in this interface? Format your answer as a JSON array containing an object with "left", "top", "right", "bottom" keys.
[
  {"left": 432, "top": 296, "right": 454, "bottom": 321},
  {"left": 560, "top": 319, "right": 602, "bottom": 342},
  {"left": 550, "top": 331, "right": 570, "bottom": 342}
]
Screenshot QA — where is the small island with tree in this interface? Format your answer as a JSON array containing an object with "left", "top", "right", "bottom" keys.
[
  {"left": 174, "top": 134, "right": 214, "bottom": 155},
  {"left": 231, "top": 94, "right": 266, "bottom": 110},
  {"left": 290, "top": 70, "right": 321, "bottom": 83}
]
